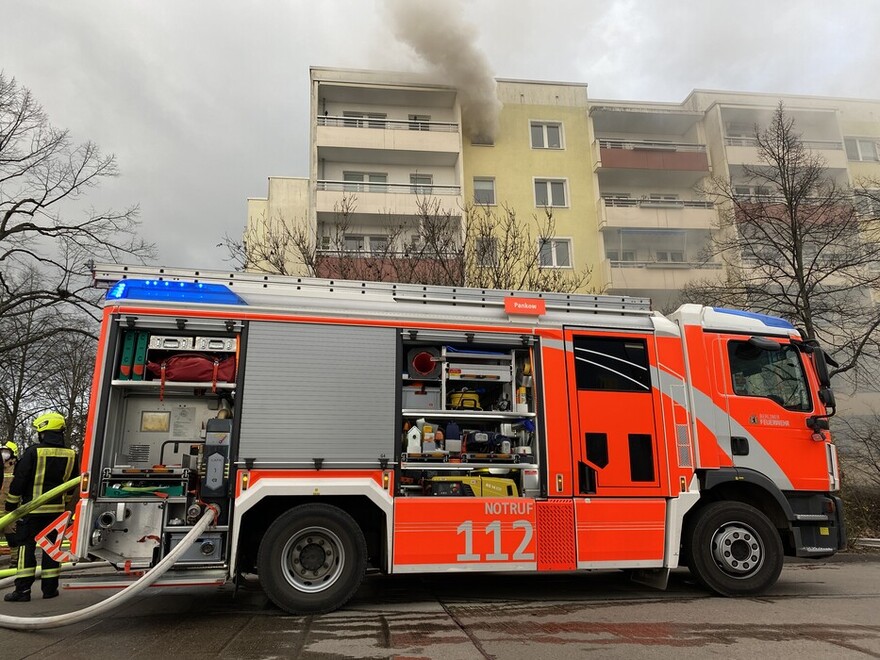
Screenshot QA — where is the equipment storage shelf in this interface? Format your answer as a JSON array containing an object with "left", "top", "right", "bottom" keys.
[
  {"left": 400, "top": 460, "right": 536, "bottom": 470},
  {"left": 111, "top": 379, "right": 236, "bottom": 390},
  {"left": 402, "top": 410, "right": 536, "bottom": 419}
]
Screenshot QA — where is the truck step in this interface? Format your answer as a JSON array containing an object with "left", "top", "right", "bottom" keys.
[{"left": 62, "top": 568, "right": 228, "bottom": 590}]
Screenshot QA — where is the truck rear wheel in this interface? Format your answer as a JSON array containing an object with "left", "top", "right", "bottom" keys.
[
  {"left": 257, "top": 503, "right": 367, "bottom": 614},
  {"left": 686, "top": 501, "right": 783, "bottom": 596}
]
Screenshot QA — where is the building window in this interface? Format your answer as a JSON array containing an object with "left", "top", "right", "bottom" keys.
[
  {"left": 473, "top": 178, "right": 496, "bottom": 205},
  {"left": 725, "top": 122, "right": 755, "bottom": 138},
  {"left": 342, "top": 111, "right": 387, "bottom": 129},
  {"left": 606, "top": 250, "right": 635, "bottom": 262},
  {"left": 343, "top": 234, "right": 390, "bottom": 255},
  {"left": 530, "top": 121, "right": 563, "bottom": 149},
  {"left": 733, "top": 185, "right": 772, "bottom": 199},
  {"left": 538, "top": 238, "right": 572, "bottom": 268},
  {"left": 409, "top": 114, "right": 431, "bottom": 131},
  {"left": 655, "top": 250, "right": 684, "bottom": 262},
  {"left": 475, "top": 237, "right": 497, "bottom": 266},
  {"left": 856, "top": 190, "right": 880, "bottom": 218},
  {"left": 845, "top": 137, "right": 879, "bottom": 162},
  {"left": 343, "top": 171, "right": 387, "bottom": 192},
  {"left": 410, "top": 174, "right": 433, "bottom": 194},
  {"left": 534, "top": 179, "right": 567, "bottom": 207}
]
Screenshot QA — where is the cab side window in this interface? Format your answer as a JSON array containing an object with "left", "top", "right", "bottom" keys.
[
  {"left": 573, "top": 337, "right": 651, "bottom": 392},
  {"left": 728, "top": 341, "right": 812, "bottom": 411}
]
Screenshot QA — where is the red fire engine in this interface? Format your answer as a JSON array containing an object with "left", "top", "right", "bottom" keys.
[{"left": 65, "top": 264, "right": 844, "bottom": 613}]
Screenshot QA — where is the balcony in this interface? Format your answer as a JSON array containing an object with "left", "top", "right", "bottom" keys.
[
  {"left": 596, "top": 139, "right": 709, "bottom": 172},
  {"left": 316, "top": 180, "right": 462, "bottom": 217},
  {"left": 603, "top": 259, "right": 723, "bottom": 292},
  {"left": 725, "top": 137, "right": 848, "bottom": 170},
  {"left": 316, "top": 116, "right": 461, "bottom": 166},
  {"left": 599, "top": 197, "right": 716, "bottom": 230}
]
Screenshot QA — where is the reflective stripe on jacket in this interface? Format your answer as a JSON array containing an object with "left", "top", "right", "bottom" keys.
[{"left": 5, "top": 433, "right": 79, "bottom": 515}]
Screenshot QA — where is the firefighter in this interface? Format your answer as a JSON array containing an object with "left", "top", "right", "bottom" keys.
[
  {"left": 1, "top": 440, "right": 18, "bottom": 489},
  {"left": 3, "top": 412, "right": 79, "bottom": 602}
]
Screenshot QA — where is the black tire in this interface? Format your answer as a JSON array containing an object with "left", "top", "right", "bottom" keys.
[
  {"left": 685, "top": 501, "right": 783, "bottom": 596},
  {"left": 257, "top": 503, "right": 367, "bottom": 614}
]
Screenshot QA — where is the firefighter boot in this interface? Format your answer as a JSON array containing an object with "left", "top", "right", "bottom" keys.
[{"left": 4, "top": 590, "right": 31, "bottom": 602}]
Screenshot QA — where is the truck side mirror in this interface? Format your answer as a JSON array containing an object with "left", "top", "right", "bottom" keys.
[
  {"left": 813, "top": 351, "right": 831, "bottom": 388},
  {"left": 818, "top": 387, "right": 835, "bottom": 410}
]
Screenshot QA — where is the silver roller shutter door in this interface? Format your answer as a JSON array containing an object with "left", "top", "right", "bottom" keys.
[{"left": 238, "top": 321, "right": 397, "bottom": 466}]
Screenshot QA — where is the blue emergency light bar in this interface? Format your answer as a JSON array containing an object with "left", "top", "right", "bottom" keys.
[
  {"left": 712, "top": 307, "right": 795, "bottom": 330},
  {"left": 106, "top": 279, "right": 246, "bottom": 305}
]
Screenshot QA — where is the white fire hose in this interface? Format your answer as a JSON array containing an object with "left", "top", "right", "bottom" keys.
[
  {"left": 0, "top": 561, "right": 111, "bottom": 590},
  {"left": 0, "top": 507, "right": 217, "bottom": 630}
]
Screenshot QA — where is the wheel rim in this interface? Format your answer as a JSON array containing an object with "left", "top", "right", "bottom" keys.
[
  {"left": 280, "top": 526, "right": 345, "bottom": 593},
  {"left": 710, "top": 520, "right": 765, "bottom": 579}
]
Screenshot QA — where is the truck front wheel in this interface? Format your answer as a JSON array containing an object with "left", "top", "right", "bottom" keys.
[
  {"left": 258, "top": 503, "right": 367, "bottom": 614},
  {"left": 686, "top": 501, "right": 783, "bottom": 596}
]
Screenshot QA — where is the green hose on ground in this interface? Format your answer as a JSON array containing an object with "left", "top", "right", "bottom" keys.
[{"left": 0, "top": 476, "right": 82, "bottom": 532}]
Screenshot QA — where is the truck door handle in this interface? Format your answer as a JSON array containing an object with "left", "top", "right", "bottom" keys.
[{"left": 731, "top": 436, "right": 749, "bottom": 456}]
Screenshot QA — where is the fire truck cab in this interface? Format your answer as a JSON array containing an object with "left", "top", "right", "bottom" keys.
[{"left": 68, "top": 264, "right": 845, "bottom": 614}]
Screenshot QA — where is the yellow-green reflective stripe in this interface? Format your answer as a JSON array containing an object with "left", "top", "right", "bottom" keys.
[
  {"left": 16, "top": 569, "right": 36, "bottom": 577},
  {"left": 38, "top": 448, "right": 73, "bottom": 458},
  {"left": 6, "top": 494, "right": 21, "bottom": 503},
  {"left": 34, "top": 452, "right": 47, "bottom": 500},
  {"left": 41, "top": 569, "right": 60, "bottom": 577}
]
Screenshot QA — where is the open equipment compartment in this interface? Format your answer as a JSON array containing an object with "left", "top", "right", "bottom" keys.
[
  {"left": 398, "top": 329, "right": 541, "bottom": 499},
  {"left": 87, "top": 315, "right": 241, "bottom": 569}
]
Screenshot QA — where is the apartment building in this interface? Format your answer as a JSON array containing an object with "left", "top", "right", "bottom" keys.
[
  {"left": 246, "top": 68, "right": 880, "bottom": 311},
  {"left": 246, "top": 67, "right": 599, "bottom": 285}
]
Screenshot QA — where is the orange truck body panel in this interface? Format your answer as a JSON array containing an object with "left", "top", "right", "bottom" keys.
[{"left": 71, "top": 268, "right": 844, "bottom": 586}]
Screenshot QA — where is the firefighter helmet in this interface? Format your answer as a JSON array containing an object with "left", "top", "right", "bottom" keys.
[
  {"left": 33, "top": 411, "right": 66, "bottom": 433},
  {"left": 1, "top": 440, "right": 17, "bottom": 461}
]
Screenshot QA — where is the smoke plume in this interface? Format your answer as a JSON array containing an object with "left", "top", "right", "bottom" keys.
[{"left": 384, "top": 0, "right": 501, "bottom": 143}]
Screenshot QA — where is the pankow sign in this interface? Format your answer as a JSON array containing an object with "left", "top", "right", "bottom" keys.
[{"left": 504, "top": 297, "right": 546, "bottom": 315}]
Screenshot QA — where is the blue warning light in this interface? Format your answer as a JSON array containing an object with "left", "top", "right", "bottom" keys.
[{"left": 106, "top": 279, "right": 246, "bottom": 305}]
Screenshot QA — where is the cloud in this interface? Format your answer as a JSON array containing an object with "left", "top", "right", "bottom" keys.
[{"left": 1, "top": 0, "right": 877, "bottom": 268}]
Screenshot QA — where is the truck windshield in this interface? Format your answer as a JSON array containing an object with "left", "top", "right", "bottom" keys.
[{"left": 728, "top": 341, "right": 812, "bottom": 412}]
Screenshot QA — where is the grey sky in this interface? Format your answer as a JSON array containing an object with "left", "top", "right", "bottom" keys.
[{"left": 2, "top": 0, "right": 878, "bottom": 268}]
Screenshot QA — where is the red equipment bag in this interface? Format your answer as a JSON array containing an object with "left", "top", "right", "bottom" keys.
[{"left": 147, "top": 354, "right": 236, "bottom": 395}]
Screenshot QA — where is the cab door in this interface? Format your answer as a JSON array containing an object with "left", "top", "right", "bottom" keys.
[
  {"left": 719, "top": 335, "right": 828, "bottom": 491},
  {"left": 565, "top": 329, "right": 667, "bottom": 495},
  {"left": 564, "top": 329, "right": 668, "bottom": 568}
]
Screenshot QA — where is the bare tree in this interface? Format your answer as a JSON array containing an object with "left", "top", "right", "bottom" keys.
[
  {"left": 462, "top": 203, "right": 592, "bottom": 293},
  {"left": 0, "top": 269, "right": 61, "bottom": 445},
  {"left": 225, "top": 194, "right": 593, "bottom": 294},
  {"left": 0, "top": 72, "right": 154, "bottom": 354},
  {"left": 39, "top": 330, "right": 95, "bottom": 453},
  {"left": 683, "top": 102, "right": 880, "bottom": 378}
]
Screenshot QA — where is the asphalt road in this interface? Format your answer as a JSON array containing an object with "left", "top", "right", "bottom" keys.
[{"left": 1, "top": 555, "right": 879, "bottom": 659}]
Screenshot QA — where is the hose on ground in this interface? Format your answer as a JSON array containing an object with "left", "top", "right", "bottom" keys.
[
  {"left": 0, "top": 507, "right": 216, "bottom": 630},
  {"left": 0, "top": 561, "right": 111, "bottom": 588}
]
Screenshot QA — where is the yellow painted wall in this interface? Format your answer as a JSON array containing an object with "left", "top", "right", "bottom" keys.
[{"left": 462, "top": 82, "right": 600, "bottom": 292}]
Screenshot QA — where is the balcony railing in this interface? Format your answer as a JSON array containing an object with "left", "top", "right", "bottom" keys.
[
  {"left": 610, "top": 260, "right": 722, "bottom": 269},
  {"left": 599, "top": 139, "right": 707, "bottom": 153},
  {"left": 603, "top": 197, "right": 714, "bottom": 209},
  {"left": 725, "top": 137, "right": 844, "bottom": 150},
  {"left": 316, "top": 249, "right": 460, "bottom": 258},
  {"left": 317, "top": 180, "right": 461, "bottom": 196},
  {"left": 318, "top": 115, "right": 459, "bottom": 132}
]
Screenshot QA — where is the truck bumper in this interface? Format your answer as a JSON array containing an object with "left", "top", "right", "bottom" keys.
[{"left": 787, "top": 493, "right": 847, "bottom": 558}]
